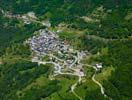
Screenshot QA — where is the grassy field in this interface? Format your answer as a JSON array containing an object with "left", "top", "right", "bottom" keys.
[
  {"left": 95, "top": 66, "right": 115, "bottom": 83},
  {"left": 47, "top": 75, "right": 78, "bottom": 100}
]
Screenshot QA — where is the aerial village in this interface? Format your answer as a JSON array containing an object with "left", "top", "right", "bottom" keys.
[
  {"left": 1, "top": 9, "right": 103, "bottom": 77},
  {"left": 26, "top": 29, "right": 88, "bottom": 77},
  {"left": 1, "top": 9, "right": 106, "bottom": 98}
]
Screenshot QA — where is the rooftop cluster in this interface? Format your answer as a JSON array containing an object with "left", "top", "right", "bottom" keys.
[
  {"left": 27, "top": 29, "right": 87, "bottom": 77},
  {"left": 27, "top": 29, "right": 73, "bottom": 55}
]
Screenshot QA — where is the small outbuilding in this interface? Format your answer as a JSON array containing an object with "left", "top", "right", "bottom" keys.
[{"left": 95, "top": 63, "right": 103, "bottom": 69}]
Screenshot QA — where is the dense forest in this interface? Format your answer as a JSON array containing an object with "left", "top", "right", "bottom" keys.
[
  {"left": 0, "top": 0, "right": 132, "bottom": 100},
  {"left": 0, "top": 61, "right": 60, "bottom": 100},
  {"left": 0, "top": 14, "right": 45, "bottom": 56},
  {"left": 91, "top": 40, "right": 132, "bottom": 100}
]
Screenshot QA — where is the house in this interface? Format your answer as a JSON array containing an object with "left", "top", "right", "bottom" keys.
[
  {"left": 42, "top": 21, "right": 51, "bottom": 27},
  {"left": 95, "top": 63, "right": 102, "bottom": 69},
  {"left": 27, "top": 12, "right": 37, "bottom": 19}
]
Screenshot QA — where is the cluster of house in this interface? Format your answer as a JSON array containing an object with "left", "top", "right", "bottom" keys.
[
  {"left": 27, "top": 29, "right": 88, "bottom": 76},
  {"left": 3, "top": 10, "right": 35, "bottom": 24},
  {"left": 27, "top": 29, "right": 74, "bottom": 56},
  {"left": 3, "top": 10, "right": 51, "bottom": 27}
]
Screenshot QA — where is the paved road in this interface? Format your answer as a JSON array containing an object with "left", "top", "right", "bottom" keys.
[
  {"left": 91, "top": 66, "right": 112, "bottom": 100},
  {"left": 32, "top": 53, "right": 84, "bottom": 100},
  {"left": 71, "top": 76, "right": 83, "bottom": 100}
]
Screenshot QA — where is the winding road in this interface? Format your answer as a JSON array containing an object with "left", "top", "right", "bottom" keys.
[
  {"left": 32, "top": 53, "right": 84, "bottom": 100},
  {"left": 71, "top": 76, "right": 83, "bottom": 100},
  {"left": 1, "top": 8, "right": 115, "bottom": 100},
  {"left": 92, "top": 67, "right": 112, "bottom": 100}
]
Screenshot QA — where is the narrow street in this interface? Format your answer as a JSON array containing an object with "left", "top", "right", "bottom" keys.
[
  {"left": 71, "top": 76, "right": 83, "bottom": 100},
  {"left": 92, "top": 67, "right": 112, "bottom": 100},
  {"left": 3, "top": 9, "right": 112, "bottom": 99}
]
